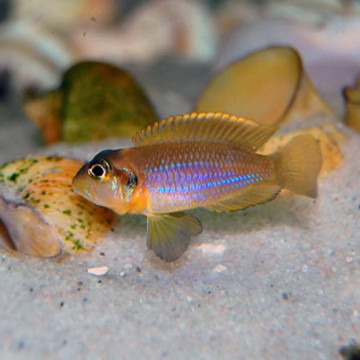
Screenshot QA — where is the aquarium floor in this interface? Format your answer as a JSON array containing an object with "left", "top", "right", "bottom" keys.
[{"left": 0, "top": 60, "right": 359, "bottom": 360}]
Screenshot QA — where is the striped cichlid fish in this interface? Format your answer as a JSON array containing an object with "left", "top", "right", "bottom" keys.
[{"left": 72, "top": 113, "right": 322, "bottom": 261}]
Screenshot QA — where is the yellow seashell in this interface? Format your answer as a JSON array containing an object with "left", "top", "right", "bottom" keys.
[
  {"left": 343, "top": 75, "right": 360, "bottom": 133},
  {"left": 195, "top": 46, "right": 333, "bottom": 127},
  {"left": 0, "top": 156, "right": 115, "bottom": 257}
]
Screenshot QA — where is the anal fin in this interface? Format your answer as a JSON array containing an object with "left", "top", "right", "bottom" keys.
[
  {"left": 147, "top": 212, "right": 202, "bottom": 261},
  {"left": 206, "top": 183, "right": 281, "bottom": 212}
]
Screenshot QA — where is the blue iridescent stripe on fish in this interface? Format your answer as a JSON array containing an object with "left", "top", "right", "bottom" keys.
[{"left": 144, "top": 152, "right": 267, "bottom": 213}]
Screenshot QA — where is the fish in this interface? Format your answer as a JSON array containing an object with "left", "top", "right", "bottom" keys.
[{"left": 72, "top": 112, "right": 322, "bottom": 261}]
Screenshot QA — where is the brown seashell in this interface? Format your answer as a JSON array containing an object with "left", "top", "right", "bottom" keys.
[
  {"left": 195, "top": 46, "right": 333, "bottom": 127},
  {"left": 343, "top": 75, "right": 360, "bottom": 133},
  {"left": 23, "top": 91, "right": 63, "bottom": 145},
  {"left": 24, "top": 61, "right": 157, "bottom": 144},
  {"left": 0, "top": 156, "right": 115, "bottom": 257}
]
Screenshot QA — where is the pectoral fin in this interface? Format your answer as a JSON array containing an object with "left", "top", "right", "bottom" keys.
[{"left": 147, "top": 212, "right": 202, "bottom": 261}]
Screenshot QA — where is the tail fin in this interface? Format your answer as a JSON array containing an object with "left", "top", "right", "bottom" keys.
[{"left": 273, "top": 134, "right": 322, "bottom": 198}]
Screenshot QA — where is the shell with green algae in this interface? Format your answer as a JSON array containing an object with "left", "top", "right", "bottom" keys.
[
  {"left": 195, "top": 46, "right": 333, "bottom": 127},
  {"left": 0, "top": 156, "right": 115, "bottom": 257},
  {"left": 343, "top": 74, "right": 360, "bottom": 133},
  {"left": 24, "top": 61, "right": 157, "bottom": 144}
]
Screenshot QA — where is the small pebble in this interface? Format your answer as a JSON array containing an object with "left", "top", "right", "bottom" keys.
[
  {"left": 352, "top": 310, "right": 359, "bottom": 322},
  {"left": 87, "top": 266, "right": 109, "bottom": 277},
  {"left": 198, "top": 243, "right": 226, "bottom": 256},
  {"left": 282, "top": 292, "right": 291, "bottom": 300},
  {"left": 317, "top": 288, "right": 324, "bottom": 295},
  {"left": 301, "top": 264, "right": 309, "bottom": 273},
  {"left": 119, "top": 263, "right": 135, "bottom": 277},
  {"left": 124, "top": 263, "right": 134, "bottom": 270},
  {"left": 213, "top": 264, "right": 227, "bottom": 273}
]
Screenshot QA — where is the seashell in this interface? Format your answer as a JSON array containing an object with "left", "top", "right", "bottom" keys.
[
  {"left": 0, "top": 21, "right": 73, "bottom": 93},
  {"left": 195, "top": 46, "right": 333, "bottom": 127},
  {"left": 87, "top": 266, "right": 109, "bottom": 277},
  {"left": 71, "top": 0, "right": 217, "bottom": 64},
  {"left": 24, "top": 61, "right": 157, "bottom": 144},
  {"left": 215, "top": 17, "right": 360, "bottom": 110},
  {"left": 343, "top": 75, "right": 360, "bottom": 133},
  {"left": 0, "top": 0, "right": 116, "bottom": 95},
  {"left": 0, "top": 156, "right": 115, "bottom": 257},
  {"left": 13, "top": 0, "right": 117, "bottom": 30}
]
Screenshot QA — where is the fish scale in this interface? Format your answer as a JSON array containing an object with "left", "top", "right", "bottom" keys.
[{"left": 132, "top": 141, "right": 271, "bottom": 213}]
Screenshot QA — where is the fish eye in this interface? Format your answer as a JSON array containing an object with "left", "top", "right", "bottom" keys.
[{"left": 88, "top": 160, "right": 110, "bottom": 181}]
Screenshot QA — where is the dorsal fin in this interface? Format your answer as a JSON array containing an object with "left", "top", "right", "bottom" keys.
[{"left": 132, "top": 112, "right": 277, "bottom": 151}]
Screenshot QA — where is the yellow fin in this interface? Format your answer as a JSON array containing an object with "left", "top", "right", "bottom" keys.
[
  {"left": 133, "top": 112, "right": 277, "bottom": 151},
  {"left": 147, "top": 212, "right": 202, "bottom": 261},
  {"left": 273, "top": 134, "right": 322, "bottom": 198},
  {"left": 206, "top": 183, "right": 281, "bottom": 212}
]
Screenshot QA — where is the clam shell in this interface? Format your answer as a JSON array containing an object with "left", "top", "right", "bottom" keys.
[
  {"left": 0, "top": 156, "right": 115, "bottom": 257},
  {"left": 343, "top": 75, "right": 360, "bottom": 133},
  {"left": 195, "top": 46, "right": 333, "bottom": 127},
  {"left": 24, "top": 61, "right": 157, "bottom": 144}
]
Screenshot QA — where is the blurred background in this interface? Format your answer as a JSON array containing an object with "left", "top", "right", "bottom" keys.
[
  {"left": 0, "top": 0, "right": 359, "bottom": 157},
  {"left": 0, "top": 4, "right": 359, "bottom": 359}
]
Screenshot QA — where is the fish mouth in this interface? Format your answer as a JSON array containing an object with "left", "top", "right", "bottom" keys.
[
  {"left": 81, "top": 188, "right": 95, "bottom": 200},
  {"left": 72, "top": 184, "right": 95, "bottom": 200},
  {"left": 72, "top": 171, "right": 95, "bottom": 200}
]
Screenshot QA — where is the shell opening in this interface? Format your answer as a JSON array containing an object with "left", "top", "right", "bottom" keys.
[{"left": 0, "top": 217, "right": 16, "bottom": 251}]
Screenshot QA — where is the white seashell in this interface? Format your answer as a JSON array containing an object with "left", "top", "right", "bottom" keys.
[
  {"left": 12, "top": 0, "right": 116, "bottom": 30},
  {"left": 87, "top": 266, "right": 109, "bottom": 276},
  {"left": 72, "top": 0, "right": 217, "bottom": 64},
  {"left": 0, "top": 21, "right": 73, "bottom": 92}
]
